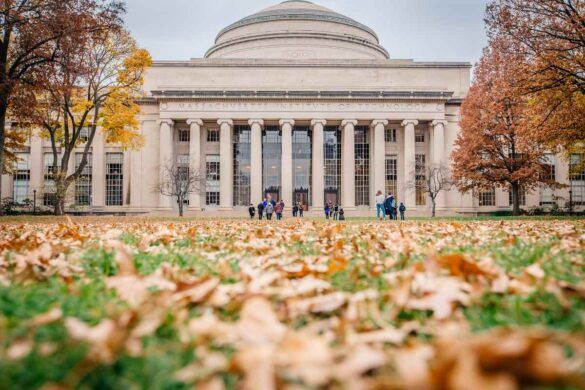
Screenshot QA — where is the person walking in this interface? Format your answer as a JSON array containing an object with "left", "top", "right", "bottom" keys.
[
  {"left": 279, "top": 200, "right": 285, "bottom": 219},
  {"left": 292, "top": 203, "right": 298, "bottom": 217},
  {"left": 338, "top": 208, "right": 345, "bottom": 221},
  {"left": 333, "top": 203, "right": 339, "bottom": 220},
  {"left": 275, "top": 202, "right": 283, "bottom": 220},
  {"left": 399, "top": 202, "right": 406, "bottom": 221},
  {"left": 265, "top": 202, "right": 274, "bottom": 220},
  {"left": 298, "top": 202, "right": 304, "bottom": 218},
  {"left": 375, "top": 190, "right": 386, "bottom": 220},
  {"left": 384, "top": 193, "right": 395, "bottom": 221},
  {"left": 324, "top": 203, "right": 331, "bottom": 220},
  {"left": 257, "top": 201, "right": 265, "bottom": 220},
  {"left": 248, "top": 204, "right": 256, "bottom": 219}
]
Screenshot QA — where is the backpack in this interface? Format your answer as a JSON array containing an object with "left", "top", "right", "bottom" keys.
[{"left": 266, "top": 203, "right": 274, "bottom": 214}]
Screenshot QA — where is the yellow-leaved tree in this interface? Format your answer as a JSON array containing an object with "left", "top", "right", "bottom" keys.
[{"left": 15, "top": 28, "right": 151, "bottom": 215}]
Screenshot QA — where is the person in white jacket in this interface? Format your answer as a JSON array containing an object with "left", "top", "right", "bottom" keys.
[{"left": 375, "top": 190, "right": 386, "bottom": 220}]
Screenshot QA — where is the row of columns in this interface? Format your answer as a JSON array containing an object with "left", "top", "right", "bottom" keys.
[{"left": 157, "top": 118, "right": 449, "bottom": 211}]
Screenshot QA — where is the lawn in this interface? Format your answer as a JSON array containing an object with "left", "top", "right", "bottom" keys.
[{"left": 0, "top": 217, "right": 584, "bottom": 389}]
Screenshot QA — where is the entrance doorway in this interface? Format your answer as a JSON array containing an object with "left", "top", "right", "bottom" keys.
[
  {"left": 264, "top": 187, "right": 280, "bottom": 203},
  {"left": 324, "top": 190, "right": 339, "bottom": 208},
  {"left": 294, "top": 189, "right": 309, "bottom": 211}
]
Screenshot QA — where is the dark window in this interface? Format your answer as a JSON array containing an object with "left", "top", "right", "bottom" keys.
[
  {"left": 75, "top": 153, "right": 92, "bottom": 206},
  {"left": 207, "top": 130, "right": 219, "bottom": 143},
  {"left": 385, "top": 155, "right": 398, "bottom": 196},
  {"left": 106, "top": 153, "right": 123, "bottom": 206},
  {"left": 324, "top": 126, "right": 341, "bottom": 204},
  {"left": 293, "top": 126, "right": 312, "bottom": 206},
  {"left": 355, "top": 126, "right": 370, "bottom": 206},
  {"left": 178, "top": 129, "right": 190, "bottom": 143},
  {"left": 233, "top": 125, "right": 251, "bottom": 206},
  {"left": 263, "top": 126, "right": 282, "bottom": 199},
  {"left": 415, "top": 154, "right": 426, "bottom": 206},
  {"left": 385, "top": 128, "right": 397, "bottom": 143}
]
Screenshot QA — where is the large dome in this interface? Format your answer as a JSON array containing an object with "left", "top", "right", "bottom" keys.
[{"left": 205, "top": 0, "right": 389, "bottom": 60}]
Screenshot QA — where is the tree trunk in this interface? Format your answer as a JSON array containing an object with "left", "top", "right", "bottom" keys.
[
  {"left": 0, "top": 96, "right": 8, "bottom": 205},
  {"left": 511, "top": 181, "right": 521, "bottom": 216},
  {"left": 53, "top": 176, "right": 70, "bottom": 216},
  {"left": 431, "top": 198, "right": 436, "bottom": 218},
  {"left": 178, "top": 198, "right": 184, "bottom": 217}
]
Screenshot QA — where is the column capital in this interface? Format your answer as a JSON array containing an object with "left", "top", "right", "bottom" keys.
[
  {"left": 248, "top": 119, "right": 264, "bottom": 127},
  {"left": 401, "top": 120, "right": 419, "bottom": 127},
  {"left": 431, "top": 120, "right": 449, "bottom": 127},
  {"left": 157, "top": 119, "right": 174, "bottom": 126},
  {"left": 217, "top": 119, "right": 234, "bottom": 127},
  {"left": 371, "top": 119, "right": 389, "bottom": 127},
  {"left": 279, "top": 119, "right": 295, "bottom": 127},
  {"left": 310, "top": 119, "right": 327, "bottom": 127},
  {"left": 341, "top": 119, "right": 358, "bottom": 127},
  {"left": 187, "top": 119, "right": 203, "bottom": 126}
]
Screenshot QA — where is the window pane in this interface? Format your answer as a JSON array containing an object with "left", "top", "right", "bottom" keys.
[
  {"left": 385, "top": 155, "right": 398, "bottom": 197},
  {"left": 355, "top": 126, "right": 370, "bottom": 206},
  {"left": 324, "top": 126, "right": 341, "bottom": 205},
  {"left": 263, "top": 126, "right": 282, "bottom": 200},
  {"left": 233, "top": 125, "right": 251, "bottom": 206},
  {"left": 106, "top": 152, "right": 123, "bottom": 206},
  {"left": 415, "top": 154, "right": 426, "bottom": 206},
  {"left": 75, "top": 153, "right": 92, "bottom": 205},
  {"left": 293, "top": 126, "right": 312, "bottom": 207}
]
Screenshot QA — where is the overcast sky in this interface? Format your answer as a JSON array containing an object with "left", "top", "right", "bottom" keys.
[{"left": 124, "top": 0, "right": 489, "bottom": 65}]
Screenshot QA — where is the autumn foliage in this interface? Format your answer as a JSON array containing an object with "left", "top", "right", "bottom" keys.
[{"left": 452, "top": 38, "right": 554, "bottom": 215}]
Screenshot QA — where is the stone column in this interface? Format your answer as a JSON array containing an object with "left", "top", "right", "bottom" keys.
[
  {"left": 372, "top": 120, "right": 388, "bottom": 200},
  {"left": 158, "top": 119, "right": 174, "bottom": 209},
  {"left": 432, "top": 120, "right": 448, "bottom": 210},
  {"left": 218, "top": 119, "right": 234, "bottom": 211},
  {"left": 280, "top": 119, "right": 294, "bottom": 208},
  {"left": 91, "top": 128, "right": 105, "bottom": 208},
  {"left": 187, "top": 119, "right": 203, "bottom": 210},
  {"left": 130, "top": 124, "right": 143, "bottom": 208},
  {"left": 402, "top": 120, "right": 418, "bottom": 209},
  {"left": 311, "top": 119, "right": 326, "bottom": 211},
  {"left": 341, "top": 120, "right": 357, "bottom": 210},
  {"left": 249, "top": 119, "right": 264, "bottom": 206}
]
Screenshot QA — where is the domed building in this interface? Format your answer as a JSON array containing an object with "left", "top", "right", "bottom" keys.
[{"left": 6, "top": 1, "right": 578, "bottom": 215}]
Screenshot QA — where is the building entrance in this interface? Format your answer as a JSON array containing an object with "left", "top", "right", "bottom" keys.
[{"left": 294, "top": 189, "right": 309, "bottom": 211}]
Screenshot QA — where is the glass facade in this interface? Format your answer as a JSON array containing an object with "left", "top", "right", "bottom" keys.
[
  {"left": 478, "top": 187, "right": 496, "bottom": 207},
  {"left": 74, "top": 153, "right": 92, "bottom": 206},
  {"left": 355, "top": 125, "right": 370, "bottom": 206},
  {"left": 324, "top": 126, "right": 341, "bottom": 206},
  {"left": 292, "top": 126, "right": 312, "bottom": 207},
  {"left": 415, "top": 154, "right": 426, "bottom": 206},
  {"left": 105, "top": 153, "right": 123, "bottom": 206},
  {"left": 233, "top": 125, "right": 251, "bottom": 206},
  {"left": 206, "top": 155, "right": 220, "bottom": 205},
  {"left": 385, "top": 155, "right": 398, "bottom": 197},
  {"left": 13, "top": 153, "right": 30, "bottom": 203},
  {"left": 540, "top": 153, "right": 556, "bottom": 205},
  {"left": 262, "top": 126, "right": 281, "bottom": 200}
]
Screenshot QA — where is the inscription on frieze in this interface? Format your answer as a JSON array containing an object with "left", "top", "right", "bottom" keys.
[{"left": 161, "top": 101, "right": 445, "bottom": 113}]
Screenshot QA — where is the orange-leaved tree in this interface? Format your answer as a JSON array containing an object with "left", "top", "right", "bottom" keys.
[
  {"left": 452, "top": 38, "right": 559, "bottom": 215},
  {"left": 486, "top": 0, "right": 585, "bottom": 156},
  {"left": 15, "top": 28, "right": 151, "bottom": 215}
]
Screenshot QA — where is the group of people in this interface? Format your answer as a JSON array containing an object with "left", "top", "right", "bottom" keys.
[
  {"left": 324, "top": 203, "right": 345, "bottom": 220},
  {"left": 249, "top": 198, "right": 307, "bottom": 220},
  {"left": 375, "top": 190, "right": 407, "bottom": 220}
]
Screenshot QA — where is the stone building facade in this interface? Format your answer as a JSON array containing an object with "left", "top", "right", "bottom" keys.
[{"left": 2, "top": 0, "right": 584, "bottom": 215}]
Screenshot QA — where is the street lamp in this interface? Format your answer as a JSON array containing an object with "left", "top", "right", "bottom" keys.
[{"left": 33, "top": 190, "right": 36, "bottom": 215}]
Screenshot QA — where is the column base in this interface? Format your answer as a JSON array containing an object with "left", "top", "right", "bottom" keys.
[{"left": 218, "top": 207, "right": 234, "bottom": 212}]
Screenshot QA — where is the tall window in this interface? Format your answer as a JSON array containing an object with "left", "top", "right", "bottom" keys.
[
  {"left": 355, "top": 126, "right": 370, "bottom": 206},
  {"left": 292, "top": 126, "right": 312, "bottom": 206},
  {"left": 508, "top": 186, "right": 526, "bottom": 207},
  {"left": 479, "top": 187, "right": 496, "bottom": 206},
  {"left": 43, "top": 153, "right": 57, "bottom": 206},
  {"left": 105, "top": 153, "right": 123, "bottom": 206},
  {"left": 570, "top": 153, "right": 585, "bottom": 205},
  {"left": 207, "top": 129, "right": 219, "bottom": 143},
  {"left": 75, "top": 153, "right": 92, "bottom": 206},
  {"left": 415, "top": 154, "right": 426, "bottom": 206},
  {"left": 385, "top": 155, "right": 398, "bottom": 197},
  {"left": 233, "top": 125, "right": 251, "bottom": 206},
  {"left": 324, "top": 126, "right": 341, "bottom": 205},
  {"left": 263, "top": 126, "right": 282, "bottom": 200},
  {"left": 385, "top": 128, "right": 397, "bottom": 143},
  {"left": 540, "top": 154, "right": 556, "bottom": 205},
  {"left": 79, "top": 127, "right": 90, "bottom": 142},
  {"left": 415, "top": 128, "right": 425, "bottom": 143},
  {"left": 206, "top": 155, "right": 220, "bottom": 205},
  {"left": 13, "top": 153, "right": 30, "bottom": 203},
  {"left": 178, "top": 128, "right": 190, "bottom": 143}
]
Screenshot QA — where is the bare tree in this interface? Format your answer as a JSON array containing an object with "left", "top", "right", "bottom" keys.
[
  {"left": 407, "top": 162, "right": 453, "bottom": 218},
  {"left": 156, "top": 162, "right": 205, "bottom": 217}
]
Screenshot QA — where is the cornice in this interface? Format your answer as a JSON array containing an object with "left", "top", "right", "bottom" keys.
[
  {"left": 152, "top": 59, "right": 472, "bottom": 69},
  {"left": 149, "top": 90, "right": 454, "bottom": 102}
]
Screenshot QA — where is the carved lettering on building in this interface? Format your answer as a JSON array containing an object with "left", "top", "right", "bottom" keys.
[{"left": 161, "top": 101, "right": 445, "bottom": 113}]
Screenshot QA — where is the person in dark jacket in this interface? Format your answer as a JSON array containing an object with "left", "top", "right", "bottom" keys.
[
  {"left": 399, "top": 203, "right": 406, "bottom": 220},
  {"left": 384, "top": 193, "right": 395, "bottom": 221},
  {"left": 292, "top": 203, "right": 298, "bottom": 217},
  {"left": 338, "top": 208, "right": 345, "bottom": 221},
  {"left": 324, "top": 203, "right": 331, "bottom": 219},
  {"left": 248, "top": 204, "right": 256, "bottom": 219},
  {"left": 257, "top": 202, "right": 265, "bottom": 220}
]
